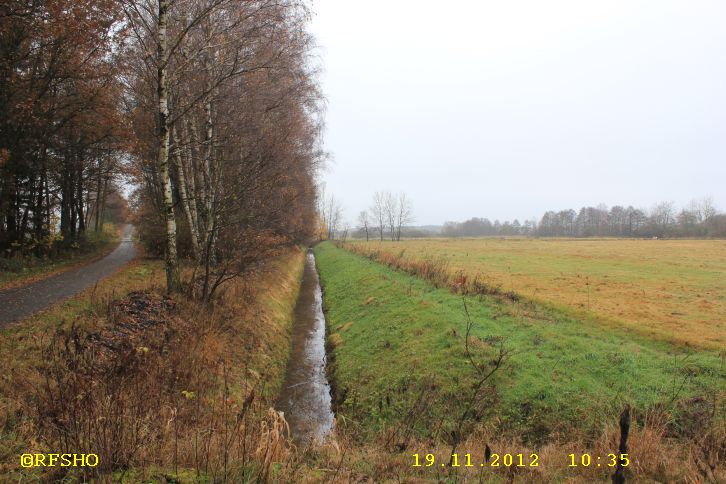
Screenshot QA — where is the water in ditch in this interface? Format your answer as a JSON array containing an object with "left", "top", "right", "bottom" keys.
[{"left": 276, "top": 250, "right": 334, "bottom": 445}]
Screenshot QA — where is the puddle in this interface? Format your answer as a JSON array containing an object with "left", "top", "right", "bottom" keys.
[{"left": 277, "top": 250, "right": 334, "bottom": 445}]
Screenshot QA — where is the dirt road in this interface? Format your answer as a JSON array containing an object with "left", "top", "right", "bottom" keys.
[{"left": 0, "top": 225, "right": 136, "bottom": 328}]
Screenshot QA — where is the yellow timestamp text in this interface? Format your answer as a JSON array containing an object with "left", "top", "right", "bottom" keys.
[
  {"left": 568, "top": 453, "right": 629, "bottom": 468},
  {"left": 412, "top": 452, "right": 539, "bottom": 468}
]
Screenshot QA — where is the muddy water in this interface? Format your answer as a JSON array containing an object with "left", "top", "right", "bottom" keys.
[{"left": 277, "top": 250, "right": 334, "bottom": 445}]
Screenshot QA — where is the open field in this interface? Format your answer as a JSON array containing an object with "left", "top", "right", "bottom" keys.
[
  {"left": 316, "top": 242, "right": 726, "bottom": 481},
  {"left": 348, "top": 238, "right": 726, "bottom": 349}
]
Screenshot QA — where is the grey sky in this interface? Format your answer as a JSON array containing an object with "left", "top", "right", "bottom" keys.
[{"left": 310, "top": 0, "right": 726, "bottom": 225}]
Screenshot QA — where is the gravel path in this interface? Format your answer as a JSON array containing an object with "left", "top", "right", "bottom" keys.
[{"left": 0, "top": 225, "right": 136, "bottom": 328}]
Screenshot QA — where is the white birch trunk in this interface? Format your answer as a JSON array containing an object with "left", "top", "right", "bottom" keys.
[
  {"left": 157, "top": 0, "right": 180, "bottom": 292},
  {"left": 172, "top": 125, "right": 201, "bottom": 261}
]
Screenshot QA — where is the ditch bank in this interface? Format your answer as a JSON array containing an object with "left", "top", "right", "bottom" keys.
[{"left": 311, "top": 241, "right": 725, "bottom": 482}]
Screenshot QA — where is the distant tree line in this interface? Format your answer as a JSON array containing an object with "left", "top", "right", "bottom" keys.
[
  {"left": 442, "top": 198, "right": 726, "bottom": 238},
  {"left": 442, "top": 218, "right": 537, "bottom": 237}
]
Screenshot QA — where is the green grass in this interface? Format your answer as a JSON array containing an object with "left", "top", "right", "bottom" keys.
[{"left": 315, "top": 242, "right": 726, "bottom": 444}]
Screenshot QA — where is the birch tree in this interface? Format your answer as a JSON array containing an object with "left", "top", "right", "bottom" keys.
[
  {"left": 371, "top": 191, "right": 387, "bottom": 241},
  {"left": 395, "top": 192, "right": 414, "bottom": 241}
]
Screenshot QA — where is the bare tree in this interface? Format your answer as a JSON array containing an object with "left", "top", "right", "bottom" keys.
[
  {"left": 317, "top": 183, "right": 328, "bottom": 239},
  {"left": 328, "top": 195, "right": 341, "bottom": 240},
  {"left": 340, "top": 223, "right": 350, "bottom": 243},
  {"left": 395, "top": 192, "right": 414, "bottom": 241},
  {"left": 370, "top": 191, "right": 387, "bottom": 241},
  {"left": 357, "top": 210, "right": 370, "bottom": 241},
  {"left": 383, "top": 191, "right": 397, "bottom": 240},
  {"left": 689, "top": 197, "right": 717, "bottom": 224},
  {"left": 319, "top": 193, "right": 343, "bottom": 240},
  {"left": 650, "top": 201, "right": 675, "bottom": 236},
  {"left": 368, "top": 191, "right": 413, "bottom": 241}
]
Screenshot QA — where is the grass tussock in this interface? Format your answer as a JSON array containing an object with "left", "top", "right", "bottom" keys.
[
  {"left": 0, "top": 248, "right": 312, "bottom": 482},
  {"left": 342, "top": 242, "right": 521, "bottom": 302}
]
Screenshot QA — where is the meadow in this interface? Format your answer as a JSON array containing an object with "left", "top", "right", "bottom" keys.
[
  {"left": 348, "top": 238, "right": 726, "bottom": 349},
  {"left": 315, "top": 242, "right": 726, "bottom": 481}
]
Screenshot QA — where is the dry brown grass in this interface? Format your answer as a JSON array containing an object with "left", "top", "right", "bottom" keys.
[
  {"left": 0, "top": 248, "right": 310, "bottom": 482},
  {"left": 342, "top": 242, "right": 520, "bottom": 301},
  {"left": 347, "top": 238, "right": 726, "bottom": 349},
  {"left": 301, "top": 414, "right": 725, "bottom": 483}
]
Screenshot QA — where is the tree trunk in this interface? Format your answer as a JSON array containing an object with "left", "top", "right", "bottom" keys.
[
  {"left": 76, "top": 158, "right": 85, "bottom": 235},
  {"left": 94, "top": 160, "right": 103, "bottom": 232},
  {"left": 19, "top": 179, "right": 30, "bottom": 243},
  {"left": 201, "top": 74, "right": 218, "bottom": 266},
  {"left": 34, "top": 170, "right": 45, "bottom": 243},
  {"left": 172, "top": 125, "right": 201, "bottom": 261},
  {"left": 6, "top": 175, "right": 18, "bottom": 244},
  {"left": 44, "top": 174, "right": 51, "bottom": 237},
  {"left": 157, "top": 0, "right": 181, "bottom": 292},
  {"left": 60, "top": 162, "right": 71, "bottom": 242},
  {"left": 187, "top": 118, "right": 205, "bottom": 232}
]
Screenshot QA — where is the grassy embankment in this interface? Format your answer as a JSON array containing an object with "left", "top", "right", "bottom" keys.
[
  {"left": 0, "top": 224, "right": 121, "bottom": 290},
  {"left": 347, "top": 238, "right": 726, "bottom": 350},
  {"left": 0, "top": 248, "right": 308, "bottom": 482},
  {"left": 315, "top": 242, "right": 725, "bottom": 482}
]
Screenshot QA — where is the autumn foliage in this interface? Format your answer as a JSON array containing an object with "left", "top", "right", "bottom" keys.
[
  {"left": 123, "top": 0, "right": 322, "bottom": 296},
  {"left": 0, "top": 0, "right": 128, "bottom": 254},
  {"left": 1, "top": 0, "right": 323, "bottom": 294}
]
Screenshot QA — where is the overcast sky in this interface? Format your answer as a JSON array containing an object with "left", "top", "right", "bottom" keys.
[{"left": 310, "top": 0, "right": 726, "bottom": 225}]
